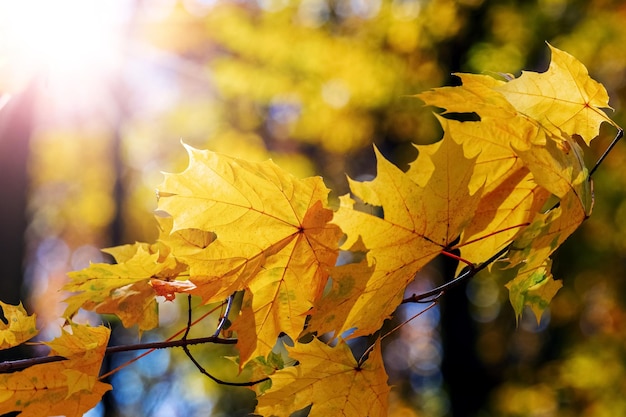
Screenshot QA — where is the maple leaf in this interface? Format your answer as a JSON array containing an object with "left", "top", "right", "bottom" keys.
[
  {"left": 417, "top": 72, "right": 513, "bottom": 120},
  {"left": 329, "top": 137, "right": 482, "bottom": 338},
  {"left": 496, "top": 44, "right": 618, "bottom": 144},
  {"left": 416, "top": 49, "right": 603, "bottom": 275},
  {"left": 255, "top": 338, "right": 389, "bottom": 417},
  {"left": 157, "top": 144, "right": 341, "bottom": 363},
  {"left": 63, "top": 245, "right": 186, "bottom": 331},
  {"left": 0, "top": 324, "right": 111, "bottom": 417},
  {"left": 0, "top": 301, "right": 38, "bottom": 350},
  {"left": 307, "top": 238, "right": 374, "bottom": 338},
  {"left": 418, "top": 81, "right": 551, "bottom": 267},
  {"left": 504, "top": 259, "right": 563, "bottom": 323},
  {"left": 420, "top": 45, "right": 617, "bottom": 145}
]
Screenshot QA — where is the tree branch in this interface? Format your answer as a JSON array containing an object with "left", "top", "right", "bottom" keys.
[
  {"left": 181, "top": 294, "right": 270, "bottom": 387},
  {"left": 0, "top": 335, "right": 237, "bottom": 374},
  {"left": 402, "top": 244, "right": 511, "bottom": 304}
]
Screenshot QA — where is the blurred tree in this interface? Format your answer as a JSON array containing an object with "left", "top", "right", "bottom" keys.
[{"left": 0, "top": 81, "right": 35, "bottom": 364}]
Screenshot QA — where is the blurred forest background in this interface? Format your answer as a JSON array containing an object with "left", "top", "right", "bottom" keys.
[{"left": 2, "top": 0, "right": 626, "bottom": 416}]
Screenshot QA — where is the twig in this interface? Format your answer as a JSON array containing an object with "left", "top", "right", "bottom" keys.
[
  {"left": 0, "top": 336, "right": 237, "bottom": 374},
  {"left": 358, "top": 300, "right": 439, "bottom": 367},
  {"left": 181, "top": 295, "right": 270, "bottom": 387},
  {"left": 589, "top": 128, "right": 623, "bottom": 178},
  {"left": 213, "top": 293, "right": 234, "bottom": 337},
  {"left": 402, "top": 244, "right": 511, "bottom": 304}
]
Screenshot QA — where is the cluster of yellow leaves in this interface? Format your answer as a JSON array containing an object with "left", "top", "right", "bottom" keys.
[
  {"left": 0, "top": 316, "right": 110, "bottom": 417},
  {"left": 313, "top": 44, "right": 619, "bottom": 338},
  {"left": 18, "top": 44, "right": 615, "bottom": 417}
]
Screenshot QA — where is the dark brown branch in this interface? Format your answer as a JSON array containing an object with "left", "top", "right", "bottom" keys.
[
  {"left": 589, "top": 128, "right": 623, "bottom": 178},
  {"left": 181, "top": 294, "right": 270, "bottom": 387},
  {"left": 0, "top": 335, "right": 237, "bottom": 374}
]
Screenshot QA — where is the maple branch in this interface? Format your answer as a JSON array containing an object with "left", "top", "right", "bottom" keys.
[
  {"left": 0, "top": 305, "right": 8, "bottom": 325},
  {"left": 358, "top": 300, "right": 439, "bottom": 367},
  {"left": 0, "top": 336, "right": 238, "bottom": 374},
  {"left": 589, "top": 128, "right": 623, "bottom": 178},
  {"left": 402, "top": 244, "right": 511, "bottom": 304},
  {"left": 403, "top": 125, "right": 623, "bottom": 308},
  {"left": 181, "top": 295, "right": 271, "bottom": 387}
]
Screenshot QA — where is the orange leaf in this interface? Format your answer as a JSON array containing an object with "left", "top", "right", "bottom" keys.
[{"left": 150, "top": 278, "right": 197, "bottom": 301}]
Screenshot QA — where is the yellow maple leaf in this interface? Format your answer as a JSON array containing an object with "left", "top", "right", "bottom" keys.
[
  {"left": 255, "top": 338, "right": 389, "bottom": 417},
  {"left": 495, "top": 44, "right": 618, "bottom": 144},
  {"left": 458, "top": 163, "right": 551, "bottom": 265},
  {"left": 0, "top": 324, "right": 111, "bottom": 417},
  {"left": 513, "top": 130, "right": 592, "bottom": 212},
  {"left": 307, "top": 238, "right": 374, "bottom": 338},
  {"left": 0, "top": 301, "right": 38, "bottom": 350},
  {"left": 157, "top": 144, "right": 341, "bottom": 363},
  {"left": 417, "top": 72, "right": 513, "bottom": 119},
  {"left": 63, "top": 246, "right": 184, "bottom": 331},
  {"left": 417, "top": 50, "right": 603, "bottom": 269},
  {"left": 329, "top": 137, "right": 482, "bottom": 338}
]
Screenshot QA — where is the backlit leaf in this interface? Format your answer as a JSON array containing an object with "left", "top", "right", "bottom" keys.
[
  {"left": 0, "top": 324, "right": 110, "bottom": 417},
  {"left": 496, "top": 44, "right": 618, "bottom": 144},
  {"left": 0, "top": 301, "right": 38, "bottom": 350},
  {"left": 63, "top": 246, "right": 184, "bottom": 331},
  {"left": 255, "top": 338, "right": 389, "bottom": 417},
  {"left": 330, "top": 136, "right": 481, "bottom": 337},
  {"left": 505, "top": 259, "right": 563, "bottom": 323},
  {"left": 157, "top": 144, "right": 341, "bottom": 363}
]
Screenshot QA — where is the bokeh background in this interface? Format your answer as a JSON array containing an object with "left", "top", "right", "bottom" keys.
[{"left": 2, "top": 0, "right": 626, "bottom": 416}]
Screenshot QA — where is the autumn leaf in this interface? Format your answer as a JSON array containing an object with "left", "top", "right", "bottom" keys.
[
  {"left": 416, "top": 47, "right": 605, "bottom": 286},
  {"left": 512, "top": 130, "right": 592, "bottom": 213},
  {"left": 505, "top": 259, "right": 563, "bottom": 323},
  {"left": 330, "top": 137, "right": 482, "bottom": 338},
  {"left": 417, "top": 72, "right": 512, "bottom": 120},
  {"left": 0, "top": 301, "right": 38, "bottom": 350},
  {"left": 418, "top": 80, "right": 551, "bottom": 268},
  {"left": 0, "top": 324, "right": 111, "bottom": 417},
  {"left": 487, "top": 187, "right": 587, "bottom": 322},
  {"left": 63, "top": 245, "right": 186, "bottom": 331},
  {"left": 157, "top": 144, "right": 341, "bottom": 363},
  {"left": 255, "top": 338, "right": 389, "bottom": 417},
  {"left": 307, "top": 238, "right": 374, "bottom": 338},
  {"left": 496, "top": 44, "right": 618, "bottom": 144},
  {"left": 420, "top": 45, "right": 617, "bottom": 145}
]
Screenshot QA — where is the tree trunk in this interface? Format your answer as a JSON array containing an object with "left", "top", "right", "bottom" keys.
[{"left": 0, "top": 82, "right": 36, "bottom": 362}]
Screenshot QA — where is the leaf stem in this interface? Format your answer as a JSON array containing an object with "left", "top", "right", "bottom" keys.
[
  {"left": 402, "top": 244, "right": 511, "bottom": 304},
  {"left": 589, "top": 128, "right": 623, "bottom": 178},
  {"left": 99, "top": 298, "right": 228, "bottom": 380},
  {"left": 358, "top": 300, "right": 439, "bottom": 367},
  {"left": 181, "top": 295, "right": 270, "bottom": 387},
  {"left": 213, "top": 293, "right": 235, "bottom": 337}
]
